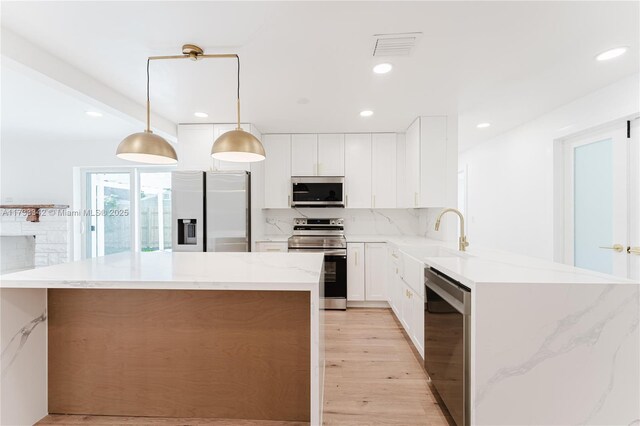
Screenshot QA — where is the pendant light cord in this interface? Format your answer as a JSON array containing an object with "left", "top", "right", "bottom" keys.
[
  {"left": 144, "top": 52, "right": 241, "bottom": 131},
  {"left": 146, "top": 58, "right": 151, "bottom": 132},
  {"left": 235, "top": 54, "right": 241, "bottom": 129}
]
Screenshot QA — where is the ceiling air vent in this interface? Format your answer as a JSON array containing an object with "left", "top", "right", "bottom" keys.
[{"left": 372, "top": 32, "right": 422, "bottom": 57}]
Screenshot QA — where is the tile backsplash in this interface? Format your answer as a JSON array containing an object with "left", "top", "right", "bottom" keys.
[{"left": 263, "top": 208, "right": 422, "bottom": 236}]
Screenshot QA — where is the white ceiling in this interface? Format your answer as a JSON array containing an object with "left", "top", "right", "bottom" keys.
[
  {"left": 1, "top": 1, "right": 638, "bottom": 151},
  {"left": 1, "top": 64, "right": 139, "bottom": 144}
]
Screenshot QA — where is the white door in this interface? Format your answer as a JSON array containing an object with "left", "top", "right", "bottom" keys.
[
  {"left": 291, "top": 134, "right": 318, "bottom": 176},
  {"left": 347, "top": 243, "right": 365, "bottom": 301},
  {"left": 365, "top": 243, "right": 387, "bottom": 301},
  {"left": 564, "top": 118, "right": 639, "bottom": 279},
  {"left": 628, "top": 119, "right": 640, "bottom": 281},
  {"left": 318, "top": 134, "right": 345, "bottom": 176},
  {"left": 345, "top": 134, "right": 372, "bottom": 208},
  {"left": 372, "top": 133, "right": 397, "bottom": 208},
  {"left": 263, "top": 134, "right": 291, "bottom": 208}
]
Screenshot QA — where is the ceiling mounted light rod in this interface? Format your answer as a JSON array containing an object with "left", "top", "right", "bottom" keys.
[{"left": 117, "top": 44, "right": 265, "bottom": 164}]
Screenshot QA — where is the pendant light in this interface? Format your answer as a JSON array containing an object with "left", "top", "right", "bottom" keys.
[
  {"left": 211, "top": 56, "right": 265, "bottom": 162},
  {"left": 116, "top": 44, "right": 265, "bottom": 164},
  {"left": 116, "top": 57, "right": 178, "bottom": 164}
]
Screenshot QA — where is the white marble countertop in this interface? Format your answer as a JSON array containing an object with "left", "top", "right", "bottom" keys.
[
  {"left": 344, "top": 234, "right": 637, "bottom": 286},
  {"left": 0, "top": 251, "right": 325, "bottom": 290}
]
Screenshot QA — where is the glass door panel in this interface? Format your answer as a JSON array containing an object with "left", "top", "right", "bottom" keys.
[
  {"left": 574, "top": 139, "right": 614, "bottom": 274},
  {"left": 139, "top": 172, "right": 172, "bottom": 252},
  {"left": 85, "top": 172, "right": 132, "bottom": 258}
]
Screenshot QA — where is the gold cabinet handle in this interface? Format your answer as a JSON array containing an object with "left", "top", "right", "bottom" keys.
[
  {"left": 345, "top": 194, "right": 349, "bottom": 208},
  {"left": 599, "top": 244, "right": 624, "bottom": 253},
  {"left": 372, "top": 195, "right": 376, "bottom": 208},
  {"left": 628, "top": 246, "right": 640, "bottom": 255},
  {"left": 414, "top": 192, "right": 418, "bottom": 207}
]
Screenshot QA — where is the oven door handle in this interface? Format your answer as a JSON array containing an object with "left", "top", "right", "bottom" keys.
[{"left": 288, "top": 248, "right": 347, "bottom": 256}]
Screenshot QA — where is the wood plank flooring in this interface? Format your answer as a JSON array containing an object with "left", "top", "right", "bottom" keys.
[
  {"left": 322, "top": 308, "right": 453, "bottom": 426},
  {"left": 38, "top": 308, "right": 452, "bottom": 426}
]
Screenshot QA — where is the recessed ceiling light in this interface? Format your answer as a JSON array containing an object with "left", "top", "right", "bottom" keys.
[
  {"left": 85, "top": 111, "right": 103, "bottom": 118},
  {"left": 194, "top": 112, "right": 209, "bottom": 118},
  {"left": 596, "top": 47, "right": 628, "bottom": 61},
  {"left": 373, "top": 63, "right": 393, "bottom": 74},
  {"left": 360, "top": 110, "right": 374, "bottom": 117},
  {"left": 477, "top": 122, "right": 491, "bottom": 129}
]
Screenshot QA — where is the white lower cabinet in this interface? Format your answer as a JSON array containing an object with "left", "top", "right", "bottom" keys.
[
  {"left": 348, "top": 242, "right": 388, "bottom": 302},
  {"left": 364, "top": 243, "right": 387, "bottom": 301},
  {"left": 347, "top": 243, "right": 365, "bottom": 301},
  {"left": 411, "top": 290, "right": 425, "bottom": 357}
]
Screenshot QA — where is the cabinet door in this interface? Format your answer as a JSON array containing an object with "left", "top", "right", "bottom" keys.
[
  {"left": 347, "top": 243, "right": 365, "bottom": 301},
  {"left": 344, "top": 134, "right": 372, "bottom": 208},
  {"left": 412, "top": 292, "right": 425, "bottom": 358},
  {"left": 419, "top": 116, "right": 448, "bottom": 207},
  {"left": 365, "top": 243, "right": 387, "bottom": 301},
  {"left": 371, "top": 133, "right": 397, "bottom": 208},
  {"left": 176, "top": 124, "right": 215, "bottom": 171},
  {"left": 395, "top": 133, "right": 408, "bottom": 208},
  {"left": 291, "top": 134, "right": 318, "bottom": 176},
  {"left": 318, "top": 134, "right": 345, "bottom": 176},
  {"left": 387, "top": 248, "right": 399, "bottom": 315},
  {"left": 212, "top": 124, "right": 251, "bottom": 172},
  {"left": 263, "top": 134, "right": 291, "bottom": 208},
  {"left": 400, "top": 282, "right": 412, "bottom": 331},
  {"left": 405, "top": 119, "right": 420, "bottom": 207}
]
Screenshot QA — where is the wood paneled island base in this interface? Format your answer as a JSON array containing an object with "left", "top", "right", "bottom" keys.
[{"left": 47, "top": 289, "right": 311, "bottom": 422}]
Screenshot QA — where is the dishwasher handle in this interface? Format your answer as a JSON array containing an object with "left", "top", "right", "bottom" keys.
[{"left": 425, "top": 268, "right": 471, "bottom": 315}]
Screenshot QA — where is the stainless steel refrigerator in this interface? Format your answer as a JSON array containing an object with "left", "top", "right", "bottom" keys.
[{"left": 171, "top": 171, "right": 251, "bottom": 252}]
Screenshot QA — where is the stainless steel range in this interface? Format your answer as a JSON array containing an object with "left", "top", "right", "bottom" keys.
[{"left": 288, "top": 218, "right": 347, "bottom": 310}]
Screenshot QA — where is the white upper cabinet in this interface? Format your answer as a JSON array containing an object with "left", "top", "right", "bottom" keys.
[
  {"left": 405, "top": 116, "right": 449, "bottom": 208},
  {"left": 291, "top": 134, "right": 318, "bottom": 176},
  {"left": 344, "top": 134, "right": 372, "bottom": 208},
  {"left": 176, "top": 124, "right": 215, "bottom": 171},
  {"left": 371, "top": 133, "right": 397, "bottom": 208},
  {"left": 317, "top": 134, "right": 345, "bottom": 176},
  {"left": 212, "top": 123, "right": 253, "bottom": 172},
  {"left": 405, "top": 119, "right": 420, "bottom": 207},
  {"left": 263, "top": 134, "right": 291, "bottom": 208}
]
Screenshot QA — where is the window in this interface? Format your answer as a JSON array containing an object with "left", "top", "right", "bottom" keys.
[{"left": 82, "top": 167, "right": 173, "bottom": 258}]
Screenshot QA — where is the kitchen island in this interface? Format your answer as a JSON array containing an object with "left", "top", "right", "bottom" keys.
[
  {"left": 0, "top": 251, "right": 325, "bottom": 426},
  {"left": 350, "top": 235, "right": 639, "bottom": 426}
]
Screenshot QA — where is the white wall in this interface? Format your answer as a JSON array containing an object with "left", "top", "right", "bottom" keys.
[
  {"left": 459, "top": 73, "right": 639, "bottom": 260},
  {"left": 0, "top": 135, "right": 130, "bottom": 205}
]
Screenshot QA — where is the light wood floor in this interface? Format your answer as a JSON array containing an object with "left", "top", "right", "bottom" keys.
[
  {"left": 38, "top": 309, "right": 452, "bottom": 426},
  {"left": 322, "top": 308, "right": 453, "bottom": 426}
]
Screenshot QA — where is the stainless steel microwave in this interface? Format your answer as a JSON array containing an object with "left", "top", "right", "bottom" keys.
[{"left": 291, "top": 177, "right": 345, "bottom": 208}]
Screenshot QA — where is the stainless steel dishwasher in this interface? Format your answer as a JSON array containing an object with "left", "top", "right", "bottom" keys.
[{"left": 424, "top": 267, "right": 471, "bottom": 426}]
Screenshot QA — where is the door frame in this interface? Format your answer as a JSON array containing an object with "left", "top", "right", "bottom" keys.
[
  {"left": 554, "top": 114, "right": 638, "bottom": 276},
  {"left": 77, "top": 166, "right": 175, "bottom": 259}
]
